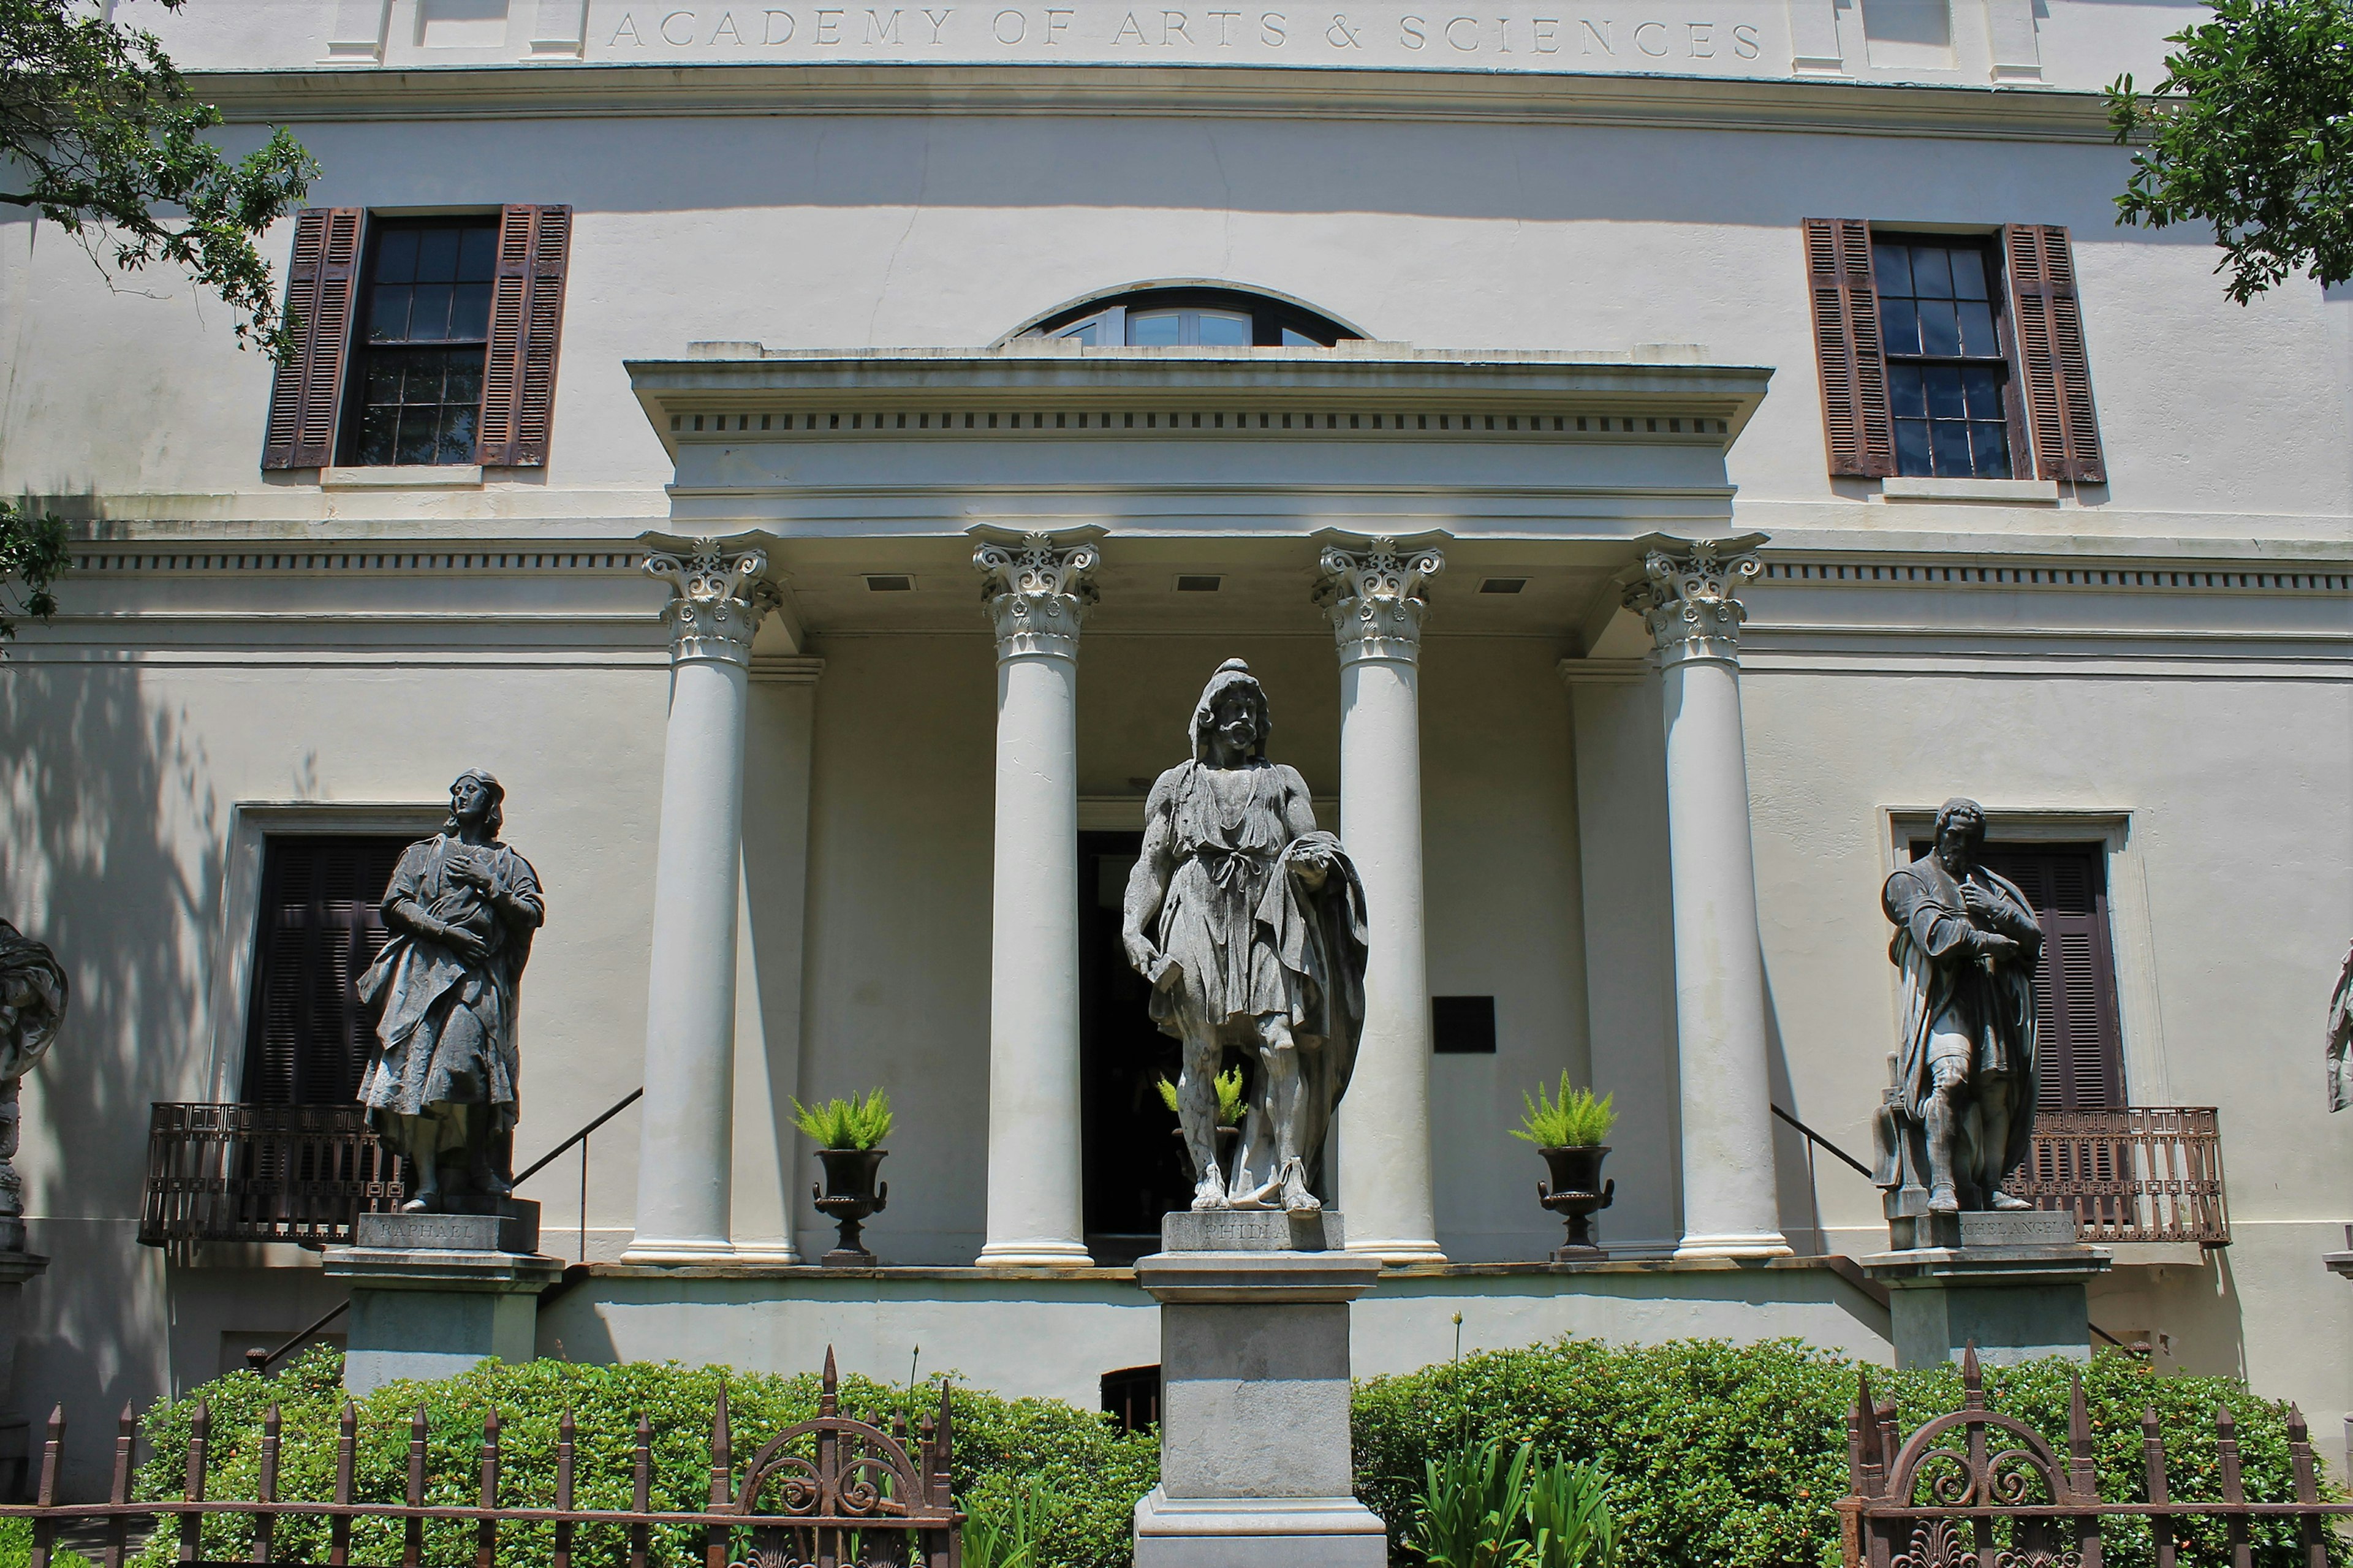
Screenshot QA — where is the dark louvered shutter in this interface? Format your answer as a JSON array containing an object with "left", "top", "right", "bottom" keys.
[
  {"left": 1803, "top": 218, "right": 1896, "bottom": 477},
  {"left": 476, "top": 204, "right": 572, "bottom": 467},
  {"left": 2003, "top": 225, "right": 2106, "bottom": 483},
  {"left": 241, "top": 836, "right": 412, "bottom": 1105},
  {"left": 260, "top": 208, "right": 365, "bottom": 470}
]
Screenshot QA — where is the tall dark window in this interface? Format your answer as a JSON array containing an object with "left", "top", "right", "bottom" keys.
[
  {"left": 1874, "top": 236, "right": 2015, "bottom": 479},
  {"left": 344, "top": 219, "right": 499, "bottom": 465},
  {"left": 1908, "top": 839, "right": 2126, "bottom": 1110},
  {"left": 241, "top": 836, "right": 411, "bottom": 1106}
]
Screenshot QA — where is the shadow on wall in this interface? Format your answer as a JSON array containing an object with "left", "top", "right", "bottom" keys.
[{"left": 1, "top": 627, "right": 224, "bottom": 1498}]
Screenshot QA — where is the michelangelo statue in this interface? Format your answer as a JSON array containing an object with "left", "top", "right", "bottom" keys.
[
  {"left": 0, "top": 921, "right": 67, "bottom": 1249},
  {"left": 358, "top": 770, "right": 544, "bottom": 1213},
  {"left": 1876, "top": 798, "right": 2043, "bottom": 1219},
  {"left": 1122, "top": 660, "right": 1369, "bottom": 1214}
]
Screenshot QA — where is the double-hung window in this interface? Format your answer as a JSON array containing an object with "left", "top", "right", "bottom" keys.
[
  {"left": 262, "top": 205, "right": 573, "bottom": 471},
  {"left": 1803, "top": 219, "right": 2105, "bottom": 484}
]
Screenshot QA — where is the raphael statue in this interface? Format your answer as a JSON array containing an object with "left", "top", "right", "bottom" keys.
[
  {"left": 1121, "top": 659, "right": 1369, "bottom": 1214},
  {"left": 1876, "top": 797, "right": 2042, "bottom": 1218},
  {"left": 358, "top": 770, "right": 544, "bottom": 1212}
]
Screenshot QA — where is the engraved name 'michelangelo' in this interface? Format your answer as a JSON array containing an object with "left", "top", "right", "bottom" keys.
[{"left": 599, "top": 4, "right": 1766, "bottom": 58}]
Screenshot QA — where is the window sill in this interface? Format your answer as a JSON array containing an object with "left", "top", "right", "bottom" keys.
[
  {"left": 320, "top": 464, "right": 485, "bottom": 490},
  {"left": 1879, "top": 477, "right": 2060, "bottom": 504}
]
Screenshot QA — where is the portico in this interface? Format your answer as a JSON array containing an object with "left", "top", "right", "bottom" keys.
[{"left": 616, "top": 343, "right": 1787, "bottom": 1269}]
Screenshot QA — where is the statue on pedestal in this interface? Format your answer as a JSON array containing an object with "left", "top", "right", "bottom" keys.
[
  {"left": 1876, "top": 798, "right": 2044, "bottom": 1224},
  {"left": 0, "top": 922, "right": 67, "bottom": 1251},
  {"left": 358, "top": 770, "right": 544, "bottom": 1213},
  {"left": 1122, "top": 659, "right": 1369, "bottom": 1215}
]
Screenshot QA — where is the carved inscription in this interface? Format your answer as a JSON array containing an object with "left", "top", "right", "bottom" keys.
[{"left": 590, "top": 0, "right": 1773, "bottom": 63}]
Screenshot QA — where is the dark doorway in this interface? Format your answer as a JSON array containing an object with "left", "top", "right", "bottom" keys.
[{"left": 1078, "top": 830, "right": 1194, "bottom": 1259}]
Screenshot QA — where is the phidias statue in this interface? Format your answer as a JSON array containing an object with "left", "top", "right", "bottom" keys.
[
  {"left": 1121, "top": 659, "right": 1369, "bottom": 1215},
  {"left": 358, "top": 771, "right": 544, "bottom": 1213},
  {"left": 1876, "top": 798, "right": 2043, "bottom": 1222}
]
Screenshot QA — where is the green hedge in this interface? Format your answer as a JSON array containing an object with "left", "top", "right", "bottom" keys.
[
  {"left": 121, "top": 1338, "right": 2339, "bottom": 1568},
  {"left": 1352, "top": 1338, "right": 2343, "bottom": 1568},
  {"left": 127, "top": 1347, "right": 1156, "bottom": 1568}
]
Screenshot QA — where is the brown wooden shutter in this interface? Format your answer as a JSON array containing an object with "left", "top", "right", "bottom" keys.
[
  {"left": 241, "top": 836, "right": 410, "bottom": 1106},
  {"left": 1979, "top": 844, "right": 2126, "bottom": 1110},
  {"left": 260, "top": 208, "right": 364, "bottom": 470},
  {"left": 476, "top": 203, "right": 573, "bottom": 467},
  {"left": 2003, "top": 225, "right": 2106, "bottom": 483},
  {"left": 1803, "top": 218, "right": 1896, "bottom": 477}
]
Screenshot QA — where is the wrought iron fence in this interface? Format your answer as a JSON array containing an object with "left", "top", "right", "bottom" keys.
[
  {"left": 9, "top": 1349, "right": 960, "bottom": 1568},
  {"left": 1840, "top": 1346, "right": 2343, "bottom": 1568},
  {"left": 2015, "top": 1107, "right": 2229, "bottom": 1247},
  {"left": 138, "top": 1104, "right": 403, "bottom": 1252}
]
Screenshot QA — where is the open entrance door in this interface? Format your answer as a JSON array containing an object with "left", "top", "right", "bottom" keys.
[{"left": 1078, "top": 831, "right": 1193, "bottom": 1260}]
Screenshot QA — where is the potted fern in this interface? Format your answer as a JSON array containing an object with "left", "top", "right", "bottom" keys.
[
  {"left": 1512, "top": 1074, "right": 1616, "bottom": 1260},
  {"left": 1157, "top": 1066, "right": 1246, "bottom": 1183},
  {"left": 794, "top": 1089, "right": 893, "bottom": 1265}
]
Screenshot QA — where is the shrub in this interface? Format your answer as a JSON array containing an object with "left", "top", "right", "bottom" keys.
[
  {"left": 1352, "top": 1338, "right": 2342, "bottom": 1568},
  {"left": 0, "top": 1518, "right": 90, "bottom": 1568},
  {"left": 790, "top": 1089, "right": 894, "bottom": 1150},
  {"left": 129, "top": 1347, "right": 1154, "bottom": 1568},
  {"left": 1510, "top": 1078, "right": 1615, "bottom": 1149}
]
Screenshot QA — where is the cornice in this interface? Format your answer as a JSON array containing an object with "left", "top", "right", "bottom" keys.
[
  {"left": 629, "top": 347, "right": 1775, "bottom": 459},
  {"left": 184, "top": 60, "right": 2114, "bottom": 141},
  {"left": 1756, "top": 558, "right": 2353, "bottom": 596}
]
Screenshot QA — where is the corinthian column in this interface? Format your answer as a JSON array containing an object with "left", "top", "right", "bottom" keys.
[
  {"left": 624, "top": 543, "right": 778, "bottom": 1264},
  {"left": 1317, "top": 532, "right": 1447, "bottom": 1265},
  {"left": 974, "top": 528, "right": 1101, "bottom": 1267},
  {"left": 1622, "top": 536, "right": 1791, "bottom": 1259}
]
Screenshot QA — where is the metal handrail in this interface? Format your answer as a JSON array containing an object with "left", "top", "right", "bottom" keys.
[
  {"left": 1771, "top": 1103, "right": 1875, "bottom": 1179},
  {"left": 512, "top": 1087, "right": 643, "bottom": 1186}
]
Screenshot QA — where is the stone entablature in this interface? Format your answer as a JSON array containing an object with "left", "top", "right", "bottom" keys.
[{"left": 140, "top": 0, "right": 2173, "bottom": 94}]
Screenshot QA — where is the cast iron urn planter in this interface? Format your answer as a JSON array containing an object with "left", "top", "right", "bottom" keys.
[
  {"left": 813, "top": 1147, "right": 889, "bottom": 1266},
  {"left": 1536, "top": 1144, "right": 1614, "bottom": 1261}
]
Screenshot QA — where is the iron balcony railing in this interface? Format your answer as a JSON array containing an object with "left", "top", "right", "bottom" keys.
[
  {"left": 2013, "top": 1106, "right": 2229, "bottom": 1246},
  {"left": 138, "top": 1103, "right": 403, "bottom": 1251}
]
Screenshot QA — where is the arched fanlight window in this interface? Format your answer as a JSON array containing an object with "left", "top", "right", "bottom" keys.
[{"left": 1010, "top": 284, "right": 1362, "bottom": 348}]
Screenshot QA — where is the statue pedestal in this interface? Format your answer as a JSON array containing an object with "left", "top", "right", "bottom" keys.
[
  {"left": 322, "top": 1203, "right": 562, "bottom": 1394},
  {"left": 1133, "top": 1213, "right": 1387, "bottom": 1568},
  {"left": 1863, "top": 1212, "right": 2110, "bottom": 1369},
  {"left": 0, "top": 1250, "right": 48, "bottom": 1498}
]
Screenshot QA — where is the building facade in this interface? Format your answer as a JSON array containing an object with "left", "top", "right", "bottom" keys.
[{"left": 4, "top": 0, "right": 2349, "bottom": 1497}]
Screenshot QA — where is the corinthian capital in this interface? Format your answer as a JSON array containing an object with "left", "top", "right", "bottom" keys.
[
  {"left": 1316, "top": 534, "right": 1446, "bottom": 665},
  {"left": 1620, "top": 536, "right": 1764, "bottom": 667},
  {"left": 646, "top": 542, "right": 780, "bottom": 666},
  {"left": 974, "top": 530, "right": 1101, "bottom": 661}
]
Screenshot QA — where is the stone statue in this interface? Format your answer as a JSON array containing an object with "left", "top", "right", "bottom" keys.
[
  {"left": 0, "top": 922, "right": 67, "bottom": 1251},
  {"left": 1122, "top": 659, "right": 1369, "bottom": 1214},
  {"left": 358, "top": 770, "right": 544, "bottom": 1213},
  {"left": 1875, "top": 798, "right": 2043, "bottom": 1221},
  {"left": 2328, "top": 939, "right": 2352, "bottom": 1113}
]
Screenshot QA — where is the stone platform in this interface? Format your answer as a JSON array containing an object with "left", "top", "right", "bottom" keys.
[
  {"left": 324, "top": 1201, "right": 563, "bottom": 1393},
  {"left": 1132, "top": 1212, "right": 1387, "bottom": 1568},
  {"left": 1863, "top": 1210, "right": 2109, "bottom": 1369}
]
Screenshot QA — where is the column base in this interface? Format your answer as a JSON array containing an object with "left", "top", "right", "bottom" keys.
[
  {"left": 1673, "top": 1230, "right": 1794, "bottom": 1260},
  {"left": 1133, "top": 1488, "right": 1387, "bottom": 1568},
  {"left": 619, "top": 1236, "right": 740, "bottom": 1265},
  {"left": 1344, "top": 1237, "right": 1447, "bottom": 1266},
  {"left": 975, "top": 1239, "right": 1096, "bottom": 1268}
]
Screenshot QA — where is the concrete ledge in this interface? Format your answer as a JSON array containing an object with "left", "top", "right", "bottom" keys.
[
  {"left": 574, "top": 1254, "right": 1873, "bottom": 1282},
  {"left": 1134, "top": 1488, "right": 1387, "bottom": 1568},
  {"left": 1136, "top": 1252, "right": 1385, "bottom": 1304},
  {"left": 323, "top": 1248, "right": 566, "bottom": 1292},
  {"left": 1880, "top": 477, "right": 2063, "bottom": 504},
  {"left": 1862, "top": 1246, "right": 2112, "bottom": 1288}
]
